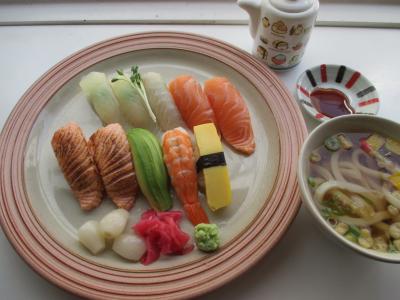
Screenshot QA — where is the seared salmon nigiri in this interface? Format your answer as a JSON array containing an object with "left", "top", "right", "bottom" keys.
[
  {"left": 169, "top": 75, "right": 217, "bottom": 131},
  {"left": 162, "top": 127, "right": 209, "bottom": 225},
  {"left": 204, "top": 77, "right": 255, "bottom": 155},
  {"left": 51, "top": 122, "right": 104, "bottom": 211},
  {"left": 89, "top": 124, "right": 139, "bottom": 211}
]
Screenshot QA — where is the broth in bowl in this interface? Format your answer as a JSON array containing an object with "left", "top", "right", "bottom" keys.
[{"left": 308, "top": 132, "right": 400, "bottom": 253}]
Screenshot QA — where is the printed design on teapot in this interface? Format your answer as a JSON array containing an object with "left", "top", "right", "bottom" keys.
[
  {"left": 259, "top": 35, "right": 268, "bottom": 45},
  {"left": 292, "top": 42, "right": 303, "bottom": 51},
  {"left": 289, "top": 51, "right": 305, "bottom": 66},
  {"left": 257, "top": 45, "right": 268, "bottom": 59},
  {"left": 289, "top": 24, "right": 304, "bottom": 36},
  {"left": 255, "top": 16, "right": 314, "bottom": 67},
  {"left": 272, "top": 40, "right": 288, "bottom": 51},
  {"left": 271, "top": 54, "right": 286, "bottom": 65},
  {"left": 271, "top": 20, "right": 288, "bottom": 35},
  {"left": 239, "top": 0, "right": 318, "bottom": 69},
  {"left": 262, "top": 17, "right": 270, "bottom": 28},
  {"left": 289, "top": 54, "right": 300, "bottom": 65}
]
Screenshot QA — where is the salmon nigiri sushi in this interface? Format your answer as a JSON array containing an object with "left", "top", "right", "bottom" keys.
[
  {"left": 51, "top": 122, "right": 104, "bottom": 211},
  {"left": 204, "top": 77, "right": 255, "bottom": 155},
  {"left": 89, "top": 124, "right": 139, "bottom": 211},
  {"left": 162, "top": 127, "right": 209, "bottom": 225},
  {"left": 169, "top": 75, "right": 217, "bottom": 131}
]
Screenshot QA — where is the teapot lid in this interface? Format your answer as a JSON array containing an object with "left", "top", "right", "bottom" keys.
[{"left": 270, "top": 0, "right": 314, "bottom": 13}]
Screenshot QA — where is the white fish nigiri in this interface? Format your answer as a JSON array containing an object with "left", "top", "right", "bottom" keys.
[
  {"left": 79, "top": 72, "right": 122, "bottom": 125},
  {"left": 142, "top": 72, "right": 186, "bottom": 132},
  {"left": 110, "top": 67, "right": 158, "bottom": 132}
]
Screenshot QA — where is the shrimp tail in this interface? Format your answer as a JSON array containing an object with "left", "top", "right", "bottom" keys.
[{"left": 184, "top": 203, "right": 209, "bottom": 225}]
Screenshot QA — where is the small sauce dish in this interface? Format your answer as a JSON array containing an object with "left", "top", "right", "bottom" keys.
[{"left": 296, "top": 64, "right": 379, "bottom": 122}]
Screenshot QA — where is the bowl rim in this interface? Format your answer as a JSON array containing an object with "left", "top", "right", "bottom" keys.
[
  {"left": 298, "top": 114, "right": 400, "bottom": 263},
  {"left": 296, "top": 64, "right": 380, "bottom": 123}
]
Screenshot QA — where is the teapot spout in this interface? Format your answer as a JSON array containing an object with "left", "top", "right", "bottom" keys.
[{"left": 237, "top": 0, "right": 261, "bottom": 39}]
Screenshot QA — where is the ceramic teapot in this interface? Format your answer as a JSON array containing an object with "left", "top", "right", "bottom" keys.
[{"left": 238, "top": 0, "right": 319, "bottom": 69}]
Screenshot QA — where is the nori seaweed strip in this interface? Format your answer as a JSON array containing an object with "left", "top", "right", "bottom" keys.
[{"left": 196, "top": 152, "right": 226, "bottom": 173}]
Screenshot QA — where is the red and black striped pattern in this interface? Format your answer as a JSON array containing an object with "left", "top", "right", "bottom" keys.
[{"left": 296, "top": 64, "right": 380, "bottom": 120}]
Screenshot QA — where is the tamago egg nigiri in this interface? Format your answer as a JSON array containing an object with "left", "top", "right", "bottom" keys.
[{"left": 194, "top": 123, "right": 232, "bottom": 211}]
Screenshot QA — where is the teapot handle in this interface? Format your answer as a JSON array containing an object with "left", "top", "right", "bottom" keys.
[{"left": 237, "top": 0, "right": 261, "bottom": 39}]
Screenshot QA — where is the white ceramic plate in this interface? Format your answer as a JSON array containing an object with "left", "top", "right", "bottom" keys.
[
  {"left": 0, "top": 32, "right": 306, "bottom": 299},
  {"left": 26, "top": 48, "right": 281, "bottom": 269}
]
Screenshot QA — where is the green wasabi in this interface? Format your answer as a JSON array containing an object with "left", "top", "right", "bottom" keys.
[{"left": 194, "top": 223, "right": 220, "bottom": 252}]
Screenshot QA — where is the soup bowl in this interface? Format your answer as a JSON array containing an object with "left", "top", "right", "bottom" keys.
[{"left": 298, "top": 114, "right": 400, "bottom": 263}]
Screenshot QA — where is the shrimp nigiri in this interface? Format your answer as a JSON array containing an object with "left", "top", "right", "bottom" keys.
[
  {"left": 162, "top": 127, "right": 209, "bottom": 225},
  {"left": 204, "top": 77, "right": 255, "bottom": 155},
  {"left": 169, "top": 75, "right": 217, "bottom": 131}
]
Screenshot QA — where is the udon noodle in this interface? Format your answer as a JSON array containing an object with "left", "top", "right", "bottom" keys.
[{"left": 308, "top": 133, "right": 400, "bottom": 252}]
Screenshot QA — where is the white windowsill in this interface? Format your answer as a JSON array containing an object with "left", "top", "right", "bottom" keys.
[{"left": 0, "top": 0, "right": 400, "bottom": 28}]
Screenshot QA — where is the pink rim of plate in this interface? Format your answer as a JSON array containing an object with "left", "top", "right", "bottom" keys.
[{"left": 0, "top": 32, "right": 307, "bottom": 299}]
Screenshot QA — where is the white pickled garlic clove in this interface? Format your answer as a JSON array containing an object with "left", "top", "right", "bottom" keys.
[
  {"left": 78, "top": 220, "right": 106, "bottom": 255},
  {"left": 99, "top": 209, "right": 129, "bottom": 239},
  {"left": 112, "top": 233, "right": 146, "bottom": 261}
]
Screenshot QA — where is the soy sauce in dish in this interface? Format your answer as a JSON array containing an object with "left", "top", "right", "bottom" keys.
[{"left": 310, "top": 88, "right": 355, "bottom": 118}]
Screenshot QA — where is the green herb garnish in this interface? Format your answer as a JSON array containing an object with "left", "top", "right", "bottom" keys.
[
  {"left": 347, "top": 225, "right": 361, "bottom": 237},
  {"left": 344, "top": 233, "right": 358, "bottom": 243},
  {"left": 308, "top": 177, "right": 316, "bottom": 188},
  {"left": 321, "top": 207, "right": 341, "bottom": 220},
  {"left": 388, "top": 242, "right": 399, "bottom": 253},
  {"left": 324, "top": 136, "right": 341, "bottom": 152},
  {"left": 323, "top": 198, "right": 349, "bottom": 216},
  {"left": 111, "top": 66, "right": 156, "bottom": 122}
]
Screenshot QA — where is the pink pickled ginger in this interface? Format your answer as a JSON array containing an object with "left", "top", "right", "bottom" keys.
[{"left": 133, "top": 209, "right": 194, "bottom": 265}]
